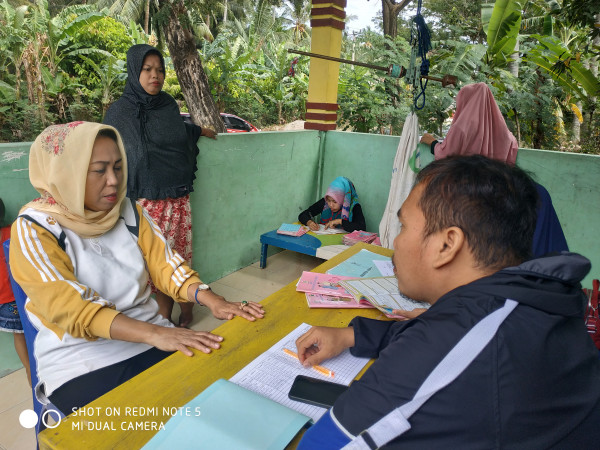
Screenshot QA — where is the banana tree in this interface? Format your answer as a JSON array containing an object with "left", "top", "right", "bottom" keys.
[
  {"left": 80, "top": 55, "right": 127, "bottom": 117},
  {"left": 525, "top": 34, "right": 599, "bottom": 103},
  {"left": 482, "top": 0, "right": 523, "bottom": 68}
]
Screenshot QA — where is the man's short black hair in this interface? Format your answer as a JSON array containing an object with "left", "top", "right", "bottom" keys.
[{"left": 414, "top": 155, "right": 539, "bottom": 269}]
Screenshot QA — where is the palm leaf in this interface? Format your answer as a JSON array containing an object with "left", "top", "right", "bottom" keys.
[
  {"left": 485, "top": 0, "right": 522, "bottom": 65},
  {"left": 524, "top": 54, "right": 586, "bottom": 101}
]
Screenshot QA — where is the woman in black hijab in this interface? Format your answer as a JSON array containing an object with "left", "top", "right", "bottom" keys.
[{"left": 105, "top": 44, "right": 216, "bottom": 328}]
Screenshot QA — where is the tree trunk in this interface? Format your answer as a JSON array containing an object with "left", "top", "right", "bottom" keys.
[
  {"left": 512, "top": 108, "right": 521, "bottom": 145},
  {"left": 581, "top": 60, "right": 591, "bottom": 138},
  {"left": 382, "top": 0, "right": 412, "bottom": 38},
  {"left": 572, "top": 101, "right": 581, "bottom": 143},
  {"left": 144, "top": 0, "right": 150, "bottom": 35},
  {"left": 163, "top": 1, "right": 226, "bottom": 133},
  {"left": 588, "top": 14, "right": 599, "bottom": 126},
  {"left": 533, "top": 70, "right": 544, "bottom": 148},
  {"left": 507, "top": 38, "right": 519, "bottom": 77}
]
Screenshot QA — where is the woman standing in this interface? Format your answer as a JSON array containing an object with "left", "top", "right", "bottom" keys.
[
  {"left": 420, "top": 82, "right": 568, "bottom": 258},
  {"left": 105, "top": 44, "right": 216, "bottom": 327}
]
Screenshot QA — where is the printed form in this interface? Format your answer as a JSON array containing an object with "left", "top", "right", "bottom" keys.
[{"left": 230, "top": 323, "right": 369, "bottom": 422}]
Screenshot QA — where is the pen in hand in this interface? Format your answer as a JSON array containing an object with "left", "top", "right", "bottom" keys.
[
  {"left": 308, "top": 212, "right": 319, "bottom": 231},
  {"left": 283, "top": 348, "right": 335, "bottom": 378}
]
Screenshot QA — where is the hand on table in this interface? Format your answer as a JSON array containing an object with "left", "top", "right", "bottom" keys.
[
  {"left": 295, "top": 326, "right": 355, "bottom": 368},
  {"left": 150, "top": 327, "right": 223, "bottom": 356},
  {"left": 325, "top": 219, "right": 342, "bottom": 230},
  {"left": 201, "top": 127, "right": 218, "bottom": 140},
  {"left": 391, "top": 308, "right": 428, "bottom": 320},
  {"left": 307, "top": 220, "right": 320, "bottom": 231},
  {"left": 109, "top": 313, "right": 224, "bottom": 357},
  {"left": 209, "top": 296, "right": 265, "bottom": 321},
  {"left": 190, "top": 285, "right": 265, "bottom": 321}
]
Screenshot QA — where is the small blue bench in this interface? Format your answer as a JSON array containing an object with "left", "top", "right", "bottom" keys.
[{"left": 259, "top": 230, "right": 345, "bottom": 268}]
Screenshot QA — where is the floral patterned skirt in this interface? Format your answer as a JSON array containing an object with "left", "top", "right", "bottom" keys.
[{"left": 138, "top": 195, "right": 193, "bottom": 293}]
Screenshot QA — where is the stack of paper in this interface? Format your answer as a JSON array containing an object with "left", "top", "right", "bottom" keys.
[
  {"left": 277, "top": 223, "right": 308, "bottom": 237},
  {"left": 343, "top": 230, "right": 378, "bottom": 246},
  {"left": 296, "top": 271, "right": 356, "bottom": 299},
  {"left": 339, "top": 277, "right": 430, "bottom": 318},
  {"left": 305, "top": 293, "right": 374, "bottom": 309}
]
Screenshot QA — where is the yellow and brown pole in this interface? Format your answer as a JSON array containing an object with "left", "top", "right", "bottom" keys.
[{"left": 304, "top": 0, "right": 346, "bottom": 131}]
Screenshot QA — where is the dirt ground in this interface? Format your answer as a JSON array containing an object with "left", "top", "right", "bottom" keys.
[{"left": 261, "top": 120, "right": 306, "bottom": 131}]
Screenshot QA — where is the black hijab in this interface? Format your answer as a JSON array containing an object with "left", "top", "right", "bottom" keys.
[{"left": 104, "top": 44, "right": 200, "bottom": 200}]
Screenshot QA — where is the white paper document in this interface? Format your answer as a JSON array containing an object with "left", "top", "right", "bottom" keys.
[
  {"left": 230, "top": 323, "right": 370, "bottom": 422},
  {"left": 312, "top": 224, "right": 346, "bottom": 235},
  {"left": 373, "top": 260, "right": 395, "bottom": 276},
  {"left": 340, "top": 277, "right": 430, "bottom": 312}
]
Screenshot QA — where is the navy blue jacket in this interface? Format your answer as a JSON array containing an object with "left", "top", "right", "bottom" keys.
[{"left": 300, "top": 253, "right": 600, "bottom": 449}]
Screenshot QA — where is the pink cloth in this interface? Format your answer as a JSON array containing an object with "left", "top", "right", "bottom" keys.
[{"left": 434, "top": 83, "right": 518, "bottom": 165}]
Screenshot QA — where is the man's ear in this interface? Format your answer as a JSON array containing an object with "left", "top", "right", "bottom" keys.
[{"left": 431, "top": 226, "right": 465, "bottom": 269}]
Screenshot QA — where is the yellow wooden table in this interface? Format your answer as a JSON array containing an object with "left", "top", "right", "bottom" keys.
[{"left": 39, "top": 242, "right": 393, "bottom": 449}]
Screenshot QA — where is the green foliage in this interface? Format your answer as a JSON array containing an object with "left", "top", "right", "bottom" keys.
[
  {"left": 485, "top": 0, "right": 522, "bottom": 67},
  {"left": 66, "top": 15, "right": 132, "bottom": 117},
  {"left": 337, "top": 33, "right": 412, "bottom": 134},
  {"left": 526, "top": 34, "right": 600, "bottom": 102},
  {"left": 0, "top": 0, "right": 597, "bottom": 154},
  {"left": 425, "top": 0, "right": 486, "bottom": 43}
]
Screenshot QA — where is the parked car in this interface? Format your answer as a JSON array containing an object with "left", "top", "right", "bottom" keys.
[{"left": 180, "top": 112, "right": 259, "bottom": 133}]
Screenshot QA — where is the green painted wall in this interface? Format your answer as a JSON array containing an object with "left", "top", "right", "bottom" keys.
[
  {"left": 0, "top": 142, "right": 37, "bottom": 224},
  {"left": 191, "top": 131, "right": 322, "bottom": 282},
  {"left": 317, "top": 131, "right": 600, "bottom": 287},
  {"left": 2, "top": 132, "right": 599, "bottom": 288},
  {"left": 515, "top": 148, "right": 600, "bottom": 287},
  {"left": 320, "top": 131, "right": 399, "bottom": 233}
]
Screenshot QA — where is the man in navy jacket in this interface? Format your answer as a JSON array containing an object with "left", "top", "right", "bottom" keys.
[{"left": 296, "top": 155, "right": 600, "bottom": 449}]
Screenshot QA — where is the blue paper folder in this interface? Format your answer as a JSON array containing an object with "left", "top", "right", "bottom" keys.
[
  {"left": 143, "top": 379, "right": 310, "bottom": 450},
  {"left": 327, "top": 248, "right": 391, "bottom": 278}
]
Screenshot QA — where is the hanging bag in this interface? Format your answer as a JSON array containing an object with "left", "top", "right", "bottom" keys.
[{"left": 584, "top": 279, "right": 600, "bottom": 350}]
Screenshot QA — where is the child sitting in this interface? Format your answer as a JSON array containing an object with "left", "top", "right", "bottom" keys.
[
  {"left": 298, "top": 177, "right": 366, "bottom": 232},
  {"left": 0, "top": 198, "right": 31, "bottom": 386}
]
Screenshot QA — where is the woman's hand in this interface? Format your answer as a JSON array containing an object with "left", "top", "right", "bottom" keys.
[
  {"left": 420, "top": 133, "right": 436, "bottom": 145},
  {"left": 201, "top": 127, "right": 218, "bottom": 140},
  {"left": 191, "top": 285, "right": 264, "bottom": 321},
  {"left": 150, "top": 327, "right": 224, "bottom": 356},
  {"left": 307, "top": 220, "right": 320, "bottom": 231},
  {"left": 295, "top": 326, "right": 355, "bottom": 367},
  {"left": 325, "top": 219, "right": 342, "bottom": 229},
  {"left": 109, "top": 313, "right": 224, "bottom": 356},
  {"left": 208, "top": 297, "right": 265, "bottom": 321}
]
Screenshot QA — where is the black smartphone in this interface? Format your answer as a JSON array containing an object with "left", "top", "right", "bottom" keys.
[{"left": 288, "top": 375, "right": 349, "bottom": 409}]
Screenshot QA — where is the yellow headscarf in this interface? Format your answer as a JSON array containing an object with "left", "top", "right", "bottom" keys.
[{"left": 23, "top": 121, "right": 128, "bottom": 238}]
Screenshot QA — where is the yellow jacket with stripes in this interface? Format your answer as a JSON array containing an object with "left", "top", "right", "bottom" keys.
[{"left": 10, "top": 199, "right": 201, "bottom": 396}]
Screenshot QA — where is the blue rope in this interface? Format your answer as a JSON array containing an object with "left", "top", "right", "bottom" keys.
[{"left": 411, "top": 0, "right": 432, "bottom": 110}]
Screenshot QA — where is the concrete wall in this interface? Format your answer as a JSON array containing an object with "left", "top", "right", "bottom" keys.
[
  {"left": 0, "top": 142, "right": 37, "bottom": 224},
  {"left": 515, "top": 147, "right": 600, "bottom": 286},
  {"left": 2, "top": 132, "right": 599, "bottom": 287},
  {"left": 320, "top": 131, "right": 399, "bottom": 233},
  {"left": 191, "top": 130, "right": 322, "bottom": 282}
]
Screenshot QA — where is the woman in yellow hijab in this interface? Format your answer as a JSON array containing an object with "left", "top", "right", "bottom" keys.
[{"left": 10, "top": 122, "right": 264, "bottom": 414}]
